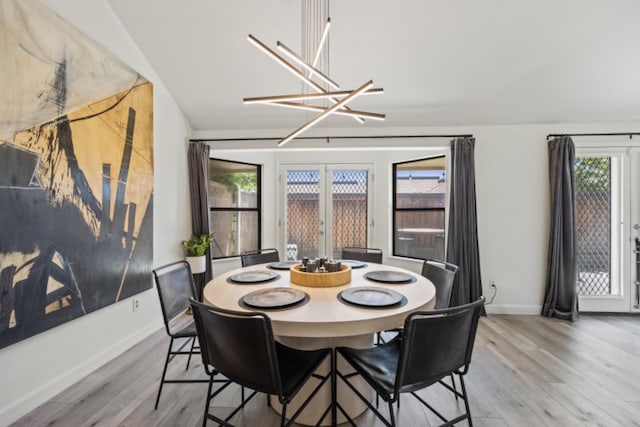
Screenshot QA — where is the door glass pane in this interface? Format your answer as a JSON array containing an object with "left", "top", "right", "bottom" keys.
[
  {"left": 331, "top": 169, "right": 368, "bottom": 259},
  {"left": 286, "top": 170, "right": 320, "bottom": 260},
  {"left": 575, "top": 156, "right": 612, "bottom": 296}
]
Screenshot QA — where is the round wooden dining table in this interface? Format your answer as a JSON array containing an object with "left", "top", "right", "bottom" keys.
[{"left": 203, "top": 261, "right": 435, "bottom": 426}]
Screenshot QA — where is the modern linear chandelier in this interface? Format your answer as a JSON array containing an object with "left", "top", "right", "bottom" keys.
[{"left": 243, "top": 0, "right": 385, "bottom": 146}]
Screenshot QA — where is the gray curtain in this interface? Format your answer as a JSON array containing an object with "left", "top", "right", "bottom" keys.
[
  {"left": 542, "top": 136, "right": 578, "bottom": 321},
  {"left": 187, "top": 141, "right": 212, "bottom": 300},
  {"left": 446, "top": 137, "right": 485, "bottom": 314}
]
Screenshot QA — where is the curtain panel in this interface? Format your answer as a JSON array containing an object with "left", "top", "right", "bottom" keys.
[
  {"left": 187, "top": 141, "right": 212, "bottom": 299},
  {"left": 542, "top": 136, "right": 578, "bottom": 321},
  {"left": 446, "top": 137, "right": 485, "bottom": 314}
]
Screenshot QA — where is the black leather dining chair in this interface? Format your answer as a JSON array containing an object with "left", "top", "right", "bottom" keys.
[
  {"left": 377, "top": 258, "right": 461, "bottom": 403},
  {"left": 422, "top": 258, "right": 459, "bottom": 309},
  {"left": 152, "top": 261, "right": 216, "bottom": 409},
  {"left": 340, "top": 247, "right": 383, "bottom": 264},
  {"left": 189, "top": 299, "right": 333, "bottom": 427},
  {"left": 240, "top": 247, "right": 280, "bottom": 267},
  {"left": 336, "top": 297, "right": 485, "bottom": 427}
]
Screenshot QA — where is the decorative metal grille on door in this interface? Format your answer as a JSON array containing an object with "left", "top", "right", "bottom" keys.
[
  {"left": 575, "top": 157, "right": 611, "bottom": 296},
  {"left": 331, "top": 170, "right": 368, "bottom": 259},
  {"left": 286, "top": 170, "right": 320, "bottom": 259}
]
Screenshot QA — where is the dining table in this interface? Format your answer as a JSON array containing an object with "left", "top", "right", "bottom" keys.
[{"left": 203, "top": 260, "right": 436, "bottom": 426}]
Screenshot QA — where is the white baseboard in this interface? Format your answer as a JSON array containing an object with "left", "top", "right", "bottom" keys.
[
  {"left": 0, "top": 321, "right": 162, "bottom": 426},
  {"left": 485, "top": 304, "right": 542, "bottom": 315}
]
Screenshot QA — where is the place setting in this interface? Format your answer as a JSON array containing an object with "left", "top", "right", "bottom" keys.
[
  {"left": 227, "top": 270, "right": 280, "bottom": 284},
  {"left": 338, "top": 286, "right": 407, "bottom": 309},
  {"left": 266, "top": 260, "right": 300, "bottom": 270},
  {"left": 238, "top": 287, "right": 309, "bottom": 311},
  {"left": 339, "top": 259, "right": 368, "bottom": 269},
  {"left": 363, "top": 270, "right": 416, "bottom": 284}
]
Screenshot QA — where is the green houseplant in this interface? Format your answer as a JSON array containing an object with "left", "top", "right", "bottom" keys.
[
  {"left": 183, "top": 233, "right": 213, "bottom": 257},
  {"left": 183, "top": 233, "right": 213, "bottom": 273}
]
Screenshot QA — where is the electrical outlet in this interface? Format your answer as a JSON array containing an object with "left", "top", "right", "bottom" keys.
[{"left": 132, "top": 297, "right": 141, "bottom": 312}]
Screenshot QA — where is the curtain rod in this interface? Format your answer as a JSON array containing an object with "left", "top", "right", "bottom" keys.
[
  {"left": 547, "top": 132, "right": 640, "bottom": 140},
  {"left": 190, "top": 134, "right": 474, "bottom": 143}
]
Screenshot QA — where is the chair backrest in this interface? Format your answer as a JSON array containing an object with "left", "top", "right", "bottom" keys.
[
  {"left": 395, "top": 297, "right": 484, "bottom": 394},
  {"left": 421, "top": 259, "right": 459, "bottom": 309},
  {"left": 240, "top": 248, "right": 280, "bottom": 267},
  {"left": 341, "top": 247, "right": 383, "bottom": 264},
  {"left": 190, "top": 299, "right": 282, "bottom": 395},
  {"left": 153, "top": 261, "right": 197, "bottom": 335}
]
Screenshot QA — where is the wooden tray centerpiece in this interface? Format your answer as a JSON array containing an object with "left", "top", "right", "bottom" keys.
[{"left": 290, "top": 264, "right": 352, "bottom": 287}]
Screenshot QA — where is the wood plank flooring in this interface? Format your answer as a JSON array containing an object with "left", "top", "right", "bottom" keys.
[{"left": 11, "top": 314, "right": 640, "bottom": 426}]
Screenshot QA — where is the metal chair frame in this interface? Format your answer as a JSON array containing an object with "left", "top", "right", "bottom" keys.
[{"left": 152, "top": 261, "right": 227, "bottom": 409}]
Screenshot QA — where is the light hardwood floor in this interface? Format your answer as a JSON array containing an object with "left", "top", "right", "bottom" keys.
[{"left": 11, "top": 314, "right": 640, "bottom": 427}]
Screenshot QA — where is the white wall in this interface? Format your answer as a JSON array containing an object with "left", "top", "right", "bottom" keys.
[
  {"left": 0, "top": 1, "right": 192, "bottom": 424},
  {"left": 197, "top": 122, "right": 640, "bottom": 316}
]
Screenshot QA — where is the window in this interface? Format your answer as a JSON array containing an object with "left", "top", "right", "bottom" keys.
[
  {"left": 392, "top": 156, "right": 446, "bottom": 260},
  {"left": 209, "top": 158, "right": 261, "bottom": 259}
]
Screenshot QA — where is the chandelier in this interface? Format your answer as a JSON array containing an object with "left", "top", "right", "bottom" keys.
[{"left": 243, "top": 0, "right": 385, "bottom": 146}]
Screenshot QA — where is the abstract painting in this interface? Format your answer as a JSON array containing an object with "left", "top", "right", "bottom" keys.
[{"left": 0, "top": 0, "right": 154, "bottom": 349}]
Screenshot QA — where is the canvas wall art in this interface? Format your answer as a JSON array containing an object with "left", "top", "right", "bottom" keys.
[{"left": 0, "top": 0, "right": 154, "bottom": 349}]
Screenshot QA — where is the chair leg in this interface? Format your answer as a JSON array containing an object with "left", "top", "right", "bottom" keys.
[
  {"left": 280, "top": 403, "right": 287, "bottom": 427},
  {"left": 459, "top": 375, "right": 473, "bottom": 426},
  {"left": 186, "top": 337, "right": 196, "bottom": 371},
  {"left": 387, "top": 400, "right": 396, "bottom": 427},
  {"left": 154, "top": 338, "right": 174, "bottom": 409},
  {"left": 202, "top": 374, "right": 214, "bottom": 427},
  {"left": 331, "top": 349, "right": 337, "bottom": 427},
  {"left": 450, "top": 373, "right": 459, "bottom": 400}
]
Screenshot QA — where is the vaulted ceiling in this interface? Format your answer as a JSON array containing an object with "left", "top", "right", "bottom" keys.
[{"left": 107, "top": 0, "right": 640, "bottom": 133}]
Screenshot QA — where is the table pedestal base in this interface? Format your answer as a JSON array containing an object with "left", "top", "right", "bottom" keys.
[{"left": 270, "top": 334, "right": 373, "bottom": 426}]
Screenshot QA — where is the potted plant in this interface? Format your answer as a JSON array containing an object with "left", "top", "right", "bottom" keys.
[{"left": 182, "top": 233, "right": 213, "bottom": 274}]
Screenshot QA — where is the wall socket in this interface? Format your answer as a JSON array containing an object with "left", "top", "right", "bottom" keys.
[{"left": 132, "top": 297, "right": 141, "bottom": 312}]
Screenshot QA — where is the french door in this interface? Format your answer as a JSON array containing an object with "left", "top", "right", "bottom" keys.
[
  {"left": 575, "top": 148, "right": 640, "bottom": 312},
  {"left": 280, "top": 164, "right": 373, "bottom": 260}
]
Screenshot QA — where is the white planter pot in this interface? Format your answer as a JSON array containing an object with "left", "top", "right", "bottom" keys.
[{"left": 186, "top": 255, "right": 206, "bottom": 274}]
